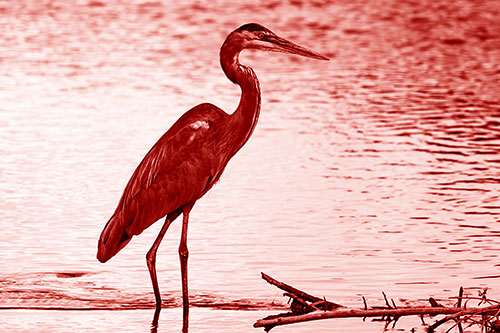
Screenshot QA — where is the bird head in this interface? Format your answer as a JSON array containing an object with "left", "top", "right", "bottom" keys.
[{"left": 227, "top": 23, "right": 329, "bottom": 61}]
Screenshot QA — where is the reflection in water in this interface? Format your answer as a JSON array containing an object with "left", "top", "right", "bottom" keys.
[
  {"left": 150, "top": 306, "right": 188, "bottom": 333},
  {"left": 1, "top": 0, "right": 500, "bottom": 332},
  {"left": 151, "top": 307, "right": 160, "bottom": 333}
]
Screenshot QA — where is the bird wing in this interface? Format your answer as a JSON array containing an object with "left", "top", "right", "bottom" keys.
[{"left": 114, "top": 103, "right": 228, "bottom": 237}]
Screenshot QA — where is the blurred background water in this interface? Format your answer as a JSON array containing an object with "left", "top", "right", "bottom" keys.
[{"left": 1, "top": 0, "right": 499, "bottom": 332}]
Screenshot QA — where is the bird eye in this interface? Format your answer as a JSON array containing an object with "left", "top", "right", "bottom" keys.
[{"left": 257, "top": 32, "right": 265, "bottom": 39}]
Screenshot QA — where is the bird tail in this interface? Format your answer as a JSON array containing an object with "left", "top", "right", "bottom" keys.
[{"left": 97, "top": 214, "right": 133, "bottom": 263}]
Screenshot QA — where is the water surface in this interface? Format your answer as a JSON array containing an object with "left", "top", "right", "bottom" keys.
[{"left": 1, "top": 0, "right": 500, "bottom": 332}]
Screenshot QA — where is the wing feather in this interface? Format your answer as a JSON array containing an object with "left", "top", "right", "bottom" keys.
[{"left": 115, "top": 103, "right": 227, "bottom": 236}]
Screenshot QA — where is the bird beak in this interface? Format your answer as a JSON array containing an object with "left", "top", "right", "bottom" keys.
[{"left": 265, "top": 35, "right": 329, "bottom": 61}]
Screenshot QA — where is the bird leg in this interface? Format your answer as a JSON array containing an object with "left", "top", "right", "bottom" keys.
[
  {"left": 179, "top": 203, "right": 194, "bottom": 332},
  {"left": 146, "top": 211, "right": 180, "bottom": 309}
]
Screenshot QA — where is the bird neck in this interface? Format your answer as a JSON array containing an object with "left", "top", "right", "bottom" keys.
[{"left": 220, "top": 42, "right": 261, "bottom": 155}]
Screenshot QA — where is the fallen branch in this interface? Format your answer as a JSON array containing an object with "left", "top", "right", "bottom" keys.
[
  {"left": 253, "top": 273, "right": 500, "bottom": 332},
  {"left": 260, "top": 272, "right": 342, "bottom": 311}
]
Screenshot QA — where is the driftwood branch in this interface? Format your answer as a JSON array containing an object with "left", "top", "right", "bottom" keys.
[
  {"left": 260, "top": 272, "right": 342, "bottom": 311},
  {"left": 254, "top": 272, "right": 500, "bottom": 332}
]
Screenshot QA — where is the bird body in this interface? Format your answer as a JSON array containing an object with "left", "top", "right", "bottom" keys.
[
  {"left": 96, "top": 23, "right": 327, "bottom": 330},
  {"left": 98, "top": 102, "right": 250, "bottom": 262}
]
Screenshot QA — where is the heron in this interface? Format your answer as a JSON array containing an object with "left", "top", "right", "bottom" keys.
[{"left": 97, "top": 23, "right": 328, "bottom": 328}]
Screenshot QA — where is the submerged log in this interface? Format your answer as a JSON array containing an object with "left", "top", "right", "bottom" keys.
[{"left": 253, "top": 273, "right": 500, "bottom": 332}]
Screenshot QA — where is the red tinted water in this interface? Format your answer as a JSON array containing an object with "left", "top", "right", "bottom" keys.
[{"left": 1, "top": 0, "right": 499, "bottom": 332}]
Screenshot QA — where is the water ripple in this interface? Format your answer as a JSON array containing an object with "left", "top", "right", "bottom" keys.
[{"left": 0, "top": 272, "right": 281, "bottom": 311}]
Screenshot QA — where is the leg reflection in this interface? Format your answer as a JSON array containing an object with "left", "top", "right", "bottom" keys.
[
  {"left": 151, "top": 306, "right": 161, "bottom": 333},
  {"left": 182, "top": 305, "right": 188, "bottom": 333},
  {"left": 150, "top": 305, "right": 189, "bottom": 333}
]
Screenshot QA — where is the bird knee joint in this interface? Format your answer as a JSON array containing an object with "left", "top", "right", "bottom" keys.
[
  {"left": 146, "top": 251, "right": 156, "bottom": 264},
  {"left": 178, "top": 246, "right": 189, "bottom": 258}
]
